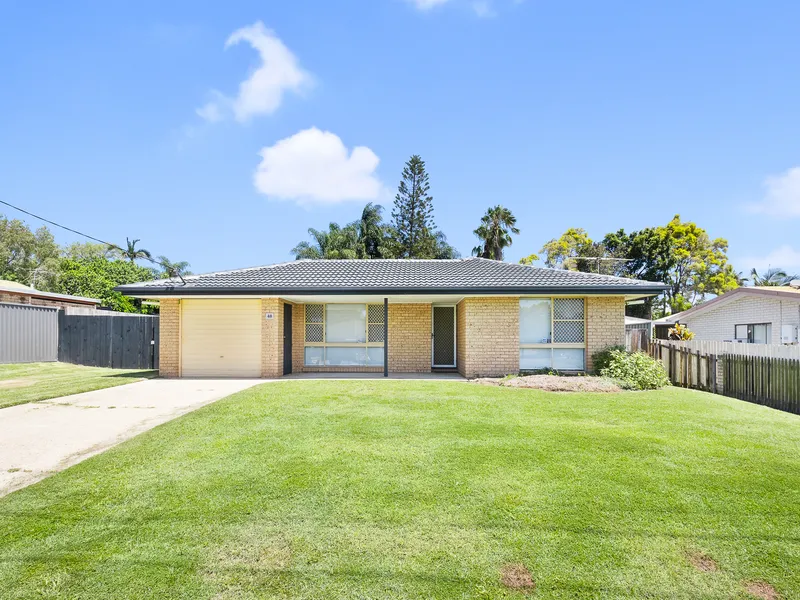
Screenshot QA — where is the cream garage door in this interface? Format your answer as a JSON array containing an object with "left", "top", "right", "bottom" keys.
[{"left": 181, "top": 299, "right": 261, "bottom": 377}]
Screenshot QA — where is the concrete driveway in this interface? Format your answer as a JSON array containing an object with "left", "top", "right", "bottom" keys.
[{"left": 0, "top": 378, "right": 261, "bottom": 497}]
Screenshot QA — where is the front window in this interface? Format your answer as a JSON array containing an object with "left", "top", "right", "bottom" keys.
[
  {"left": 304, "top": 304, "right": 385, "bottom": 366},
  {"left": 734, "top": 323, "right": 771, "bottom": 344},
  {"left": 520, "top": 298, "right": 586, "bottom": 370}
]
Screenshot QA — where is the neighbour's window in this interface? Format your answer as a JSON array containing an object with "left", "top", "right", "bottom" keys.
[
  {"left": 519, "top": 298, "right": 585, "bottom": 371},
  {"left": 304, "top": 304, "right": 385, "bottom": 366},
  {"left": 734, "top": 323, "right": 771, "bottom": 344}
]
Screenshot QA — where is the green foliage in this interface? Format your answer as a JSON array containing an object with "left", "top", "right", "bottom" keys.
[
  {"left": 538, "top": 216, "right": 740, "bottom": 318},
  {"left": 55, "top": 258, "right": 157, "bottom": 313},
  {"left": 156, "top": 256, "right": 192, "bottom": 278},
  {"left": 120, "top": 237, "right": 152, "bottom": 263},
  {"left": 668, "top": 323, "right": 695, "bottom": 341},
  {"left": 471, "top": 205, "right": 520, "bottom": 261},
  {"left": 591, "top": 345, "right": 626, "bottom": 373},
  {"left": 390, "top": 155, "right": 441, "bottom": 259},
  {"left": 0, "top": 214, "right": 60, "bottom": 291},
  {"left": 291, "top": 201, "right": 459, "bottom": 260},
  {"left": 599, "top": 349, "right": 671, "bottom": 390},
  {"left": 63, "top": 242, "right": 117, "bottom": 261},
  {"left": 519, "top": 253, "right": 539, "bottom": 265},
  {"left": 749, "top": 267, "right": 799, "bottom": 286}
]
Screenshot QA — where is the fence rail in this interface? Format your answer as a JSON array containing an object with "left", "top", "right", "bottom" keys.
[
  {"left": 58, "top": 312, "right": 159, "bottom": 370},
  {"left": 649, "top": 340, "right": 800, "bottom": 415}
]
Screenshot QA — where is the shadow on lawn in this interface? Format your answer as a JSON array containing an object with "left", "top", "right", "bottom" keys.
[{"left": 101, "top": 371, "right": 158, "bottom": 379}]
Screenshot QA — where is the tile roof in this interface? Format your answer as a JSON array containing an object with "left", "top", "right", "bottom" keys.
[{"left": 116, "top": 258, "right": 667, "bottom": 296}]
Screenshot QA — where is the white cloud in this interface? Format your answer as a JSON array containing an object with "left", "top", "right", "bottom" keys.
[
  {"left": 741, "top": 245, "right": 800, "bottom": 272},
  {"left": 407, "top": 0, "right": 452, "bottom": 9},
  {"left": 253, "top": 128, "right": 386, "bottom": 205},
  {"left": 472, "top": 1, "right": 496, "bottom": 17},
  {"left": 747, "top": 166, "right": 800, "bottom": 217},
  {"left": 197, "top": 21, "right": 312, "bottom": 123}
]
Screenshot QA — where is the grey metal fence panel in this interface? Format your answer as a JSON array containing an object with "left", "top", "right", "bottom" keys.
[
  {"left": 0, "top": 303, "right": 59, "bottom": 363},
  {"left": 58, "top": 313, "right": 159, "bottom": 370}
]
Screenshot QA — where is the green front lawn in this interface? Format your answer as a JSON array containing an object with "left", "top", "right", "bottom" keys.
[
  {"left": 0, "top": 362, "right": 157, "bottom": 409},
  {"left": 1, "top": 382, "right": 798, "bottom": 599}
]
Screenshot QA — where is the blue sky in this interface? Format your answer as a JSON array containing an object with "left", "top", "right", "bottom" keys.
[{"left": 2, "top": 0, "right": 799, "bottom": 276}]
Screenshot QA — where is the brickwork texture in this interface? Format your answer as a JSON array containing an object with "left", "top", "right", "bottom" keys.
[
  {"left": 586, "top": 296, "right": 626, "bottom": 372},
  {"left": 159, "top": 298, "right": 181, "bottom": 377}
]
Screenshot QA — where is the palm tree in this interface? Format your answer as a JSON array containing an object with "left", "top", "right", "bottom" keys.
[
  {"left": 354, "top": 203, "right": 386, "bottom": 259},
  {"left": 157, "top": 256, "right": 192, "bottom": 279},
  {"left": 749, "top": 267, "right": 799, "bottom": 286},
  {"left": 471, "top": 205, "right": 520, "bottom": 261},
  {"left": 120, "top": 238, "right": 152, "bottom": 263},
  {"left": 291, "top": 223, "right": 359, "bottom": 260}
]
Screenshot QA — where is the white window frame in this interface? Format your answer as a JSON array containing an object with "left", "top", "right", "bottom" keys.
[
  {"left": 304, "top": 303, "right": 384, "bottom": 366},
  {"left": 520, "top": 297, "right": 587, "bottom": 371}
]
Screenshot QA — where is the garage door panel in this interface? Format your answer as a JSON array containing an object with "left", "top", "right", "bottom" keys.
[{"left": 181, "top": 300, "right": 261, "bottom": 377}]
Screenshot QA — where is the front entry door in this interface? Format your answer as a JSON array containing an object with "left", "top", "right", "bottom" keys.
[
  {"left": 432, "top": 306, "right": 456, "bottom": 368},
  {"left": 283, "top": 304, "right": 293, "bottom": 375}
]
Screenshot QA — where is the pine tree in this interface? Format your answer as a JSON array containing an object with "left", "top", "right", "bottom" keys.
[{"left": 390, "top": 155, "right": 437, "bottom": 258}]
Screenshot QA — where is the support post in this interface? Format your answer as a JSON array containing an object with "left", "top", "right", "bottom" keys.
[{"left": 384, "top": 298, "right": 389, "bottom": 378}]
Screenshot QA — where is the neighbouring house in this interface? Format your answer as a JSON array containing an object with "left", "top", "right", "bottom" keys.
[
  {"left": 0, "top": 280, "right": 101, "bottom": 313},
  {"left": 115, "top": 258, "right": 666, "bottom": 378},
  {"left": 658, "top": 284, "right": 800, "bottom": 345}
]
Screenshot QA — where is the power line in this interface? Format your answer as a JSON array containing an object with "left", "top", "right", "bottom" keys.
[{"left": 0, "top": 199, "right": 186, "bottom": 282}]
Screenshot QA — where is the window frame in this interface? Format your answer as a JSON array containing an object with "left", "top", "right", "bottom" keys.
[
  {"left": 733, "top": 322, "right": 772, "bottom": 344},
  {"left": 519, "top": 297, "right": 587, "bottom": 371},
  {"left": 304, "top": 303, "right": 385, "bottom": 366}
]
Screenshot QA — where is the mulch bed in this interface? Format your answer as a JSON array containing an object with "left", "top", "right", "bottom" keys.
[{"left": 474, "top": 374, "right": 623, "bottom": 393}]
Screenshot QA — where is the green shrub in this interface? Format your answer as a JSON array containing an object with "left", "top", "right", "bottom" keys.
[
  {"left": 591, "top": 345, "right": 626, "bottom": 373},
  {"left": 599, "top": 349, "right": 671, "bottom": 390}
]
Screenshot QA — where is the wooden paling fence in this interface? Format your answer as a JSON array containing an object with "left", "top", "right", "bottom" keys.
[
  {"left": 649, "top": 340, "right": 800, "bottom": 415},
  {"left": 58, "top": 312, "right": 159, "bottom": 370}
]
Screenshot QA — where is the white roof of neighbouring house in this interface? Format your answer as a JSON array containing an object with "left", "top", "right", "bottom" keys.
[
  {"left": 625, "top": 316, "right": 652, "bottom": 326},
  {"left": 0, "top": 280, "right": 101, "bottom": 306},
  {"left": 661, "top": 286, "right": 800, "bottom": 322}
]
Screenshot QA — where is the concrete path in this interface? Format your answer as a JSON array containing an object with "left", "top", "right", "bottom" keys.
[{"left": 0, "top": 379, "right": 261, "bottom": 497}]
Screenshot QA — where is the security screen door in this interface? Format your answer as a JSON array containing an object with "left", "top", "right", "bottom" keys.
[{"left": 432, "top": 306, "right": 456, "bottom": 368}]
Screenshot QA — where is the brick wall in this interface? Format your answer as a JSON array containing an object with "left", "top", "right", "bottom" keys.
[
  {"left": 682, "top": 295, "right": 800, "bottom": 344},
  {"left": 261, "top": 298, "right": 284, "bottom": 378},
  {"left": 0, "top": 291, "right": 98, "bottom": 312},
  {"left": 457, "top": 300, "right": 467, "bottom": 377},
  {"left": 586, "top": 296, "right": 626, "bottom": 372},
  {"left": 388, "top": 303, "right": 432, "bottom": 372},
  {"left": 459, "top": 297, "right": 520, "bottom": 378},
  {"left": 159, "top": 298, "right": 181, "bottom": 377},
  {"left": 292, "top": 303, "right": 304, "bottom": 373}
]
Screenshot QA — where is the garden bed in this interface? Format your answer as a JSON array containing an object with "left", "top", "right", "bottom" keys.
[{"left": 474, "top": 374, "right": 624, "bottom": 392}]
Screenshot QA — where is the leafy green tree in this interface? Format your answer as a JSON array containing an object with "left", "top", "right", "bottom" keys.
[
  {"left": 63, "top": 242, "right": 117, "bottom": 261},
  {"left": 55, "top": 258, "right": 156, "bottom": 313},
  {"left": 157, "top": 256, "right": 193, "bottom": 279},
  {"left": 120, "top": 238, "right": 152, "bottom": 263},
  {"left": 749, "top": 267, "right": 798, "bottom": 286},
  {"left": 390, "top": 155, "right": 438, "bottom": 258},
  {"left": 432, "top": 231, "right": 460, "bottom": 259},
  {"left": 292, "top": 223, "right": 359, "bottom": 260},
  {"left": 0, "top": 215, "right": 60, "bottom": 291},
  {"left": 519, "top": 253, "right": 540, "bottom": 265},
  {"left": 538, "top": 228, "right": 603, "bottom": 271},
  {"left": 604, "top": 216, "right": 739, "bottom": 316},
  {"left": 471, "top": 205, "right": 520, "bottom": 261}
]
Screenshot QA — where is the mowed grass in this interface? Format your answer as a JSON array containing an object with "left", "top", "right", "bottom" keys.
[
  {"left": 0, "top": 381, "right": 798, "bottom": 599},
  {"left": 0, "top": 362, "right": 156, "bottom": 409}
]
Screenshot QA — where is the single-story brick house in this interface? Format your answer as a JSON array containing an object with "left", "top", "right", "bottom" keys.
[
  {"left": 0, "top": 280, "right": 101, "bottom": 313},
  {"left": 115, "top": 258, "right": 666, "bottom": 378},
  {"left": 659, "top": 285, "right": 800, "bottom": 344}
]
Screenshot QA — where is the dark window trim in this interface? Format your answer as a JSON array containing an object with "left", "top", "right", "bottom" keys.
[{"left": 733, "top": 322, "right": 771, "bottom": 343}]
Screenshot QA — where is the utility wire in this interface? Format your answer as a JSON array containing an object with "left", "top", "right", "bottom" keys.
[{"left": 0, "top": 199, "right": 186, "bottom": 283}]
